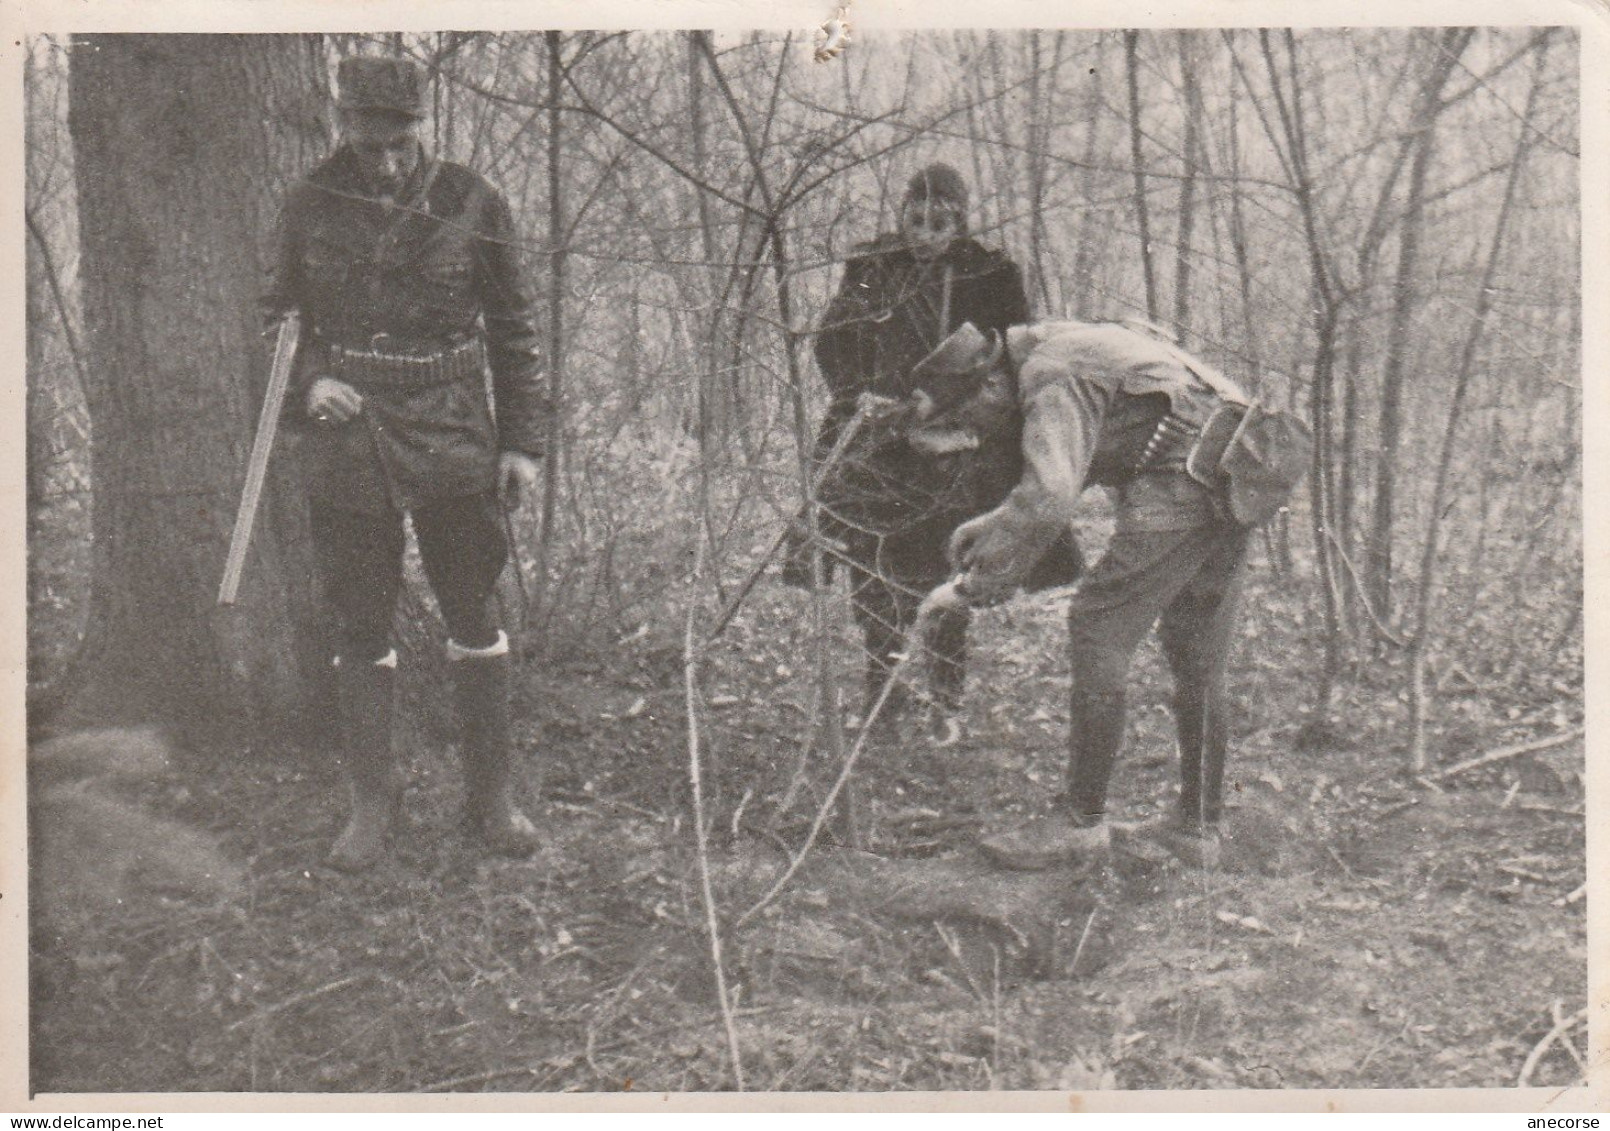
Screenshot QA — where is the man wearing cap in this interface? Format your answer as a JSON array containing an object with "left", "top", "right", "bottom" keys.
[
  {"left": 262, "top": 56, "right": 547, "bottom": 871},
  {"left": 797, "top": 163, "right": 1033, "bottom": 739},
  {"left": 903, "top": 319, "right": 1307, "bottom": 869}
]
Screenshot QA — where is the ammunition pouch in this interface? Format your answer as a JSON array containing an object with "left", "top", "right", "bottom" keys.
[{"left": 1185, "top": 402, "right": 1312, "bottom": 526}]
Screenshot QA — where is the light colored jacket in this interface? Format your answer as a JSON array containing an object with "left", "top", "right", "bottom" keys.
[{"left": 953, "top": 322, "right": 1239, "bottom": 593}]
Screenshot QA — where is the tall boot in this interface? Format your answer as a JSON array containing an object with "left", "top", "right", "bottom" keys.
[
  {"left": 1061, "top": 687, "right": 1130, "bottom": 823},
  {"left": 449, "top": 634, "right": 539, "bottom": 858},
  {"left": 327, "top": 653, "right": 403, "bottom": 873}
]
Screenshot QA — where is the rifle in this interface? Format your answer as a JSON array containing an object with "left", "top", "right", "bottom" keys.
[{"left": 218, "top": 312, "right": 302, "bottom": 606}]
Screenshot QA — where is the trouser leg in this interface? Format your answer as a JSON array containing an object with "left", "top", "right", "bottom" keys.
[
  {"left": 1157, "top": 529, "right": 1250, "bottom": 829},
  {"left": 414, "top": 494, "right": 537, "bottom": 856},
  {"left": 310, "top": 506, "right": 407, "bottom": 872},
  {"left": 1062, "top": 637, "right": 1145, "bottom": 825},
  {"left": 1061, "top": 526, "right": 1225, "bottom": 824},
  {"left": 850, "top": 545, "right": 912, "bottom": 729}
]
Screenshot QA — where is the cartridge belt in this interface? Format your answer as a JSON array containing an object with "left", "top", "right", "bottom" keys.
[
  {"left": 1134, "top": 401, "right": 1250, "bottom": 486},
  {"left": 1133, "top": 412, "right": 1202, "bottom": 473},
  {"left": 326, "top": 335, "right": 487, "bottom": 391}
]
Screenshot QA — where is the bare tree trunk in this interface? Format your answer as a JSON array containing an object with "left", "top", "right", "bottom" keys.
[
  {"left": 1172, "top": 30, "right": 1201, "bottom": 329},
  {"left": 1365, "top": 28, "right": 1473, "bottom": 622},
  {"left": 1254, "top": 29, "right": 1349, "bottom": 733},
  {"left": 1025, "top": 31, "right": 1066, "bottom": 314},
  {"left": 686, "top": 30, "right": 732, "bottom": 448},
  {"left": 1406, "top": 35, "right": 1547, "bottom": 772},
  {"left": 1071, "top": 35, "right": 1105, "bottom": 316},
  {"left": 67, "top": 34, "right": 330, "bottom": 741},
  {"left": 1335, "top": 324, "right": 1362, "bottom": 632},
  {"left": 535, "top": 30, "right": 566, "bottom": 628},
  {"left": 1124, "top": 30, "right": 1159, "bottom": 320}
]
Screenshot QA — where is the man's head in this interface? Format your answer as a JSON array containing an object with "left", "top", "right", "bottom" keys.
[
  {"left": 336, "top": 57, "right": 427, "bottom": 197},
  {"left": 900, "top": 162, "right": 968, "bottom": 260},
  {"left": 905, "top": 322, "right": 1018, "bottom": 456}
]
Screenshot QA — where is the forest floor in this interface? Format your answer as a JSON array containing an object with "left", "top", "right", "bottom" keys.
[{"left": 27, "top": 526, "right": 1589, "bottom": 1098}]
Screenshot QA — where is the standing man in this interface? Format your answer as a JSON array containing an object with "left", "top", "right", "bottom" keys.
[
  {"left": 263, "top": 57, "right": 547, "bottom": 871},
  {"left": 908, "top": 320, "right": 1307, "bottom": 869},
  {"left": 801, "top": 163, "right": 1033, "bottom": 737}
]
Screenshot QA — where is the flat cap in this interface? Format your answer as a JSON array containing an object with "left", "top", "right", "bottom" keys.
[{"left": 337, "top": 56, "right": 427, "bottom": 119}]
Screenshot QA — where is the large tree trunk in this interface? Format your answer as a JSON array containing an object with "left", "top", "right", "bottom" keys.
[{"left": 67, "top": 34, "right": 330, "bottom": 742}]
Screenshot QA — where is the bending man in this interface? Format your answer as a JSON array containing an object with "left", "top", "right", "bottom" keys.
[{"left": 909, "top": 320, "right": 1307, "bottom": 869}]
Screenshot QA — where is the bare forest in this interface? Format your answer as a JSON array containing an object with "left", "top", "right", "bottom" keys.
[{"left": 25, "top": 28, "right": 1585, "bottom": 1095}]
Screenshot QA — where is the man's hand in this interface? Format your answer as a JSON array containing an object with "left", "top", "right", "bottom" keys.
[
  {"left": 498, "top": 451, "right": 541, "bottom": 509},
  {"left": 307, "top": 376, "right": 364, "bottom": 424},
  {"left": 855, "top": 391, "right": 906, "bottom": 419},
  {"left": 948, "top": 508, "right": 1028, "bottom": 608}
]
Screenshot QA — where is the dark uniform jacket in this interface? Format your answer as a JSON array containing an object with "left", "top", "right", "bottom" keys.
[
  {"left": 263, "top": 146, "right": 545, "bottom": 512},
  {"left": 811, "top": 233, "right": 1030, "bottom": 543}
]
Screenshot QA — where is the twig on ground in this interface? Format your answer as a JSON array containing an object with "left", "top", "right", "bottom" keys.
[
  {"left": 1517, "top": 1001, "right": 1587, "bottom": 1086},
  {"left": 1068, "top": 904, "right": 1100, "bottom": 975},
  {"left": 1553, "top": 884, "right": 1585, "bottom": 907},
  {"left": 1497, "top": 864, "right": 1552, "bottom": 884},
  {"left": 1377, "top": 797, "right": 1421, "bottom": 819},
  {"left": 420, "top": 1065, "right": 549, "bottom": 1093},
  {"left": 934, "top": 921, "right": 987, "bottom": 1002},
  {"left": 1430, "top": 728, "right": 1583, "bottom": 782},
  {"left": 224, "top": 972, "right": 377, "bottom": 1033},
  {"left": 1326, "top": 845, "right": 1360, "bottom": 882},
  {"left": 683, "top": 538, "right": 746, "bottom": 1092},
  {"left": 1519, "top": 803, "right": 1584, "bottom": 818}
]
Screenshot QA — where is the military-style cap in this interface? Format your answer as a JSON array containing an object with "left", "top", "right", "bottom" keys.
[
  {"left": 337, "top": 56, "right": 427, "bottom": 119},
  {"left": 907, "top": 322, "right": 1006, "bottom": 422},
  {"left": 904, "top": 162, "right": 969, "bottom": 211}
]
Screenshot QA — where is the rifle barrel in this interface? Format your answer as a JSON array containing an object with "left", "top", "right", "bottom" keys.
[{"left": 218, "top": 313, "right": 301, "bottom": 606}]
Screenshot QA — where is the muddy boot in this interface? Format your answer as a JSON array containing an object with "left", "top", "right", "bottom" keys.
[
  {"left": 979, "top": 814, "right": 1111, "bottom": 872},
  {"left": 1139, "top": 808, "right": 1223, "bottom": 870},
  {"left": 328, "top": 653, "right": 403, "bottom": 873},
  {"left": 450, "top": 635, "right": 538, "bottom": 858}
]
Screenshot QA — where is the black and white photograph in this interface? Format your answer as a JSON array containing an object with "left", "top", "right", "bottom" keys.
[{"left": 10, "top": 0, "right": 1603, "bottom": 1110}]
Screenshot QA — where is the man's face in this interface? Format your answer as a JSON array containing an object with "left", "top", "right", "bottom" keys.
[
  {"left": 341, "top": 110, "right": 422, "bottom": 197},
  {"left": 901, "top": 198, "right": 961, "bottom": 260}
]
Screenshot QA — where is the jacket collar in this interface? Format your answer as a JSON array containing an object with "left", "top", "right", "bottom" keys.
[{"left": 308, "top": 142, "right": 437, "bottom": 211}]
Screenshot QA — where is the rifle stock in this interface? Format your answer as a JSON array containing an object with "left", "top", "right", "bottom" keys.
[{"left": 218, "top": 312, "right": 302, "bottom": 606}]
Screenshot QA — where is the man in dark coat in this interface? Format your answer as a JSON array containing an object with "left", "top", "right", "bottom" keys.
[
  {"left": 262, "top": 57, "right": 547, "bottom": 871},
  {"left": 802, "top": 163, "right": 1031, "bottom": 737},
  {"left": 912, "top": 320, "right": 1306, "bottom": 870}
]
